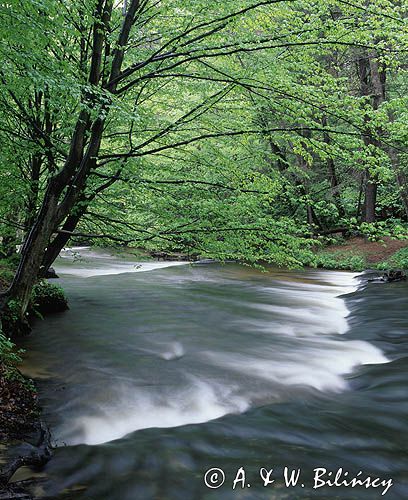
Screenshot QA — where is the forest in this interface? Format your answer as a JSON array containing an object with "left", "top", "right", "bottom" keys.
[
  {"left": 0, "top": 1, "right": 407, "bottom": 499},
  {"left": 0, "top": 0, "right": 407, "bottom": 313}
]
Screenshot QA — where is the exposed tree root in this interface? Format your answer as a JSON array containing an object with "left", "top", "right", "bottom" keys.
[{"left": 0, "top": 423, "right": 52, "bottom": 499}]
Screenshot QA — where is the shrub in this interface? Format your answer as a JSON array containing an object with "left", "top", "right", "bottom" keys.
[
  {"left": 0, "top": 298, "right": 32, "bottom": 337},
  {"left": 31, "top": 281, "right": 68, "bottom": 315},
  {"left": 377, "top": 247, "right": 408, "bottom": 270},
  {"left": 307, "top": 251, "right": 367, "bottom": 271},
  {"left": 0, "top": 332, "right": 23, "bottom": 367},
  {"left": 389, "top": 247, "right": 408, "bottom": 269}
]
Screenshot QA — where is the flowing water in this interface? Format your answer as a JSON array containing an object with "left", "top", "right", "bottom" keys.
[{"left": 20, "top": 248, "right": 408, "bottom": 499}]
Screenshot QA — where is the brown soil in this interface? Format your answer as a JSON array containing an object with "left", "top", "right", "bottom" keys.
[
  {"left": 324, "top": 237, "right": 408, "bottom": 264},
  {"left": 0, "top": 365, "right": 39, "bottom": 441}
]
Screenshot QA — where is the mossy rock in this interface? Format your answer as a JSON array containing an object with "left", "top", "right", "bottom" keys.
[{"left": 31, "top": 281, "right": 68, "bottom": 315}]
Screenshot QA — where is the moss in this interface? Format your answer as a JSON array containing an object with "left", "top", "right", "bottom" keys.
[{"left": 31, "top": 280, "right": 69, "bottom": 315}]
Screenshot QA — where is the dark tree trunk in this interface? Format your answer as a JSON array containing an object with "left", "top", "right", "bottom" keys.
[
  {"left": 356, "top": 172, "right": 365, "bottom": 220},
  {"left": 358, "top": 51, "right": 385, "bottom": 223},
  {"left": 5, "top": 189, "right": 60, "bottom": 316},
  {"left": 364, "top": 173, "right": 378, "bottom": 223},
  {"left": 39, "top": 212, "right": 83, "bottom": 277},
  {"left": 294, "top": 131, "right": 323, "bottom": 229},
  {"left": 24, "top": 153, "right": 42, "bottom": 231}
]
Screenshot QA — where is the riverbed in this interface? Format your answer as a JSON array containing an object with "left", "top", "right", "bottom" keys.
[{"left": 21, "top": 248, "right": 408, "bottom": 499}]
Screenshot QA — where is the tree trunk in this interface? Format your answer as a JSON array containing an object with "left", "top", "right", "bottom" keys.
[
  {"left": 363, "top": 172, "right": 378, "bottom": 223},
  {"left": 24, "top": 153, "right": 42, "bottom": 230},
  {"left": 358, "top": 51, "right": 385, "bottom": 223},
  {"left": 296, "top": 155, "right": 322, "bottom": 229},
  {"left": 4, "top": 189, "right": 60, "bottom": 317},
  {"left": 39, "top": 212, "right": 83, "bottom": 277}
]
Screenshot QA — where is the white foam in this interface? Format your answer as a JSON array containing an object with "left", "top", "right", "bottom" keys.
[
  {"left": 159, "top": 342, "right": 185, "bottom": 361},
  {"left": 203, "top": 340, "right": 388, "bottom": 393},
  {"left": 55, "top": 261, "right": 187, "bottom": 278},
  {"left": 61, "top": 379, "right": 249, "bottom": 446},
  {"left": 56, "top": 247, "right": 188, "bottom": 277},
  {"left": 54, "top": 268, "right": 390, "bottom": 446}
]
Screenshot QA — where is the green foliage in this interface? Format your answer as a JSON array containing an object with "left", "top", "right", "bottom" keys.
[
  {"left": 32, "top": 281, "right": 66, "bottom": 302},
  {"left": 0, "top": 265, "right": 14, "bottom": 284},
  {"left": 3, "top": 298, "right": 23, "bottom": 323},
  {"left": 377, "top": 247, "right": 408, "bottom": 270},
  {"left": 390, "top": 247, "right": 408, "bottom": 269},
  {"left": 0, "top": 332, "right": 23, "bottom": 368},
  {"left": 0, "top": 331, "right": 36, "bottom": 392},
  {"left": 0, "top": 254, "right": 18, "bottom": 286},
  {"left": 359, "top": 221, "right": 408, "bottom": 242},
  {"left": 304, "top": 251, "right": 367, "bottom": 272},
  {"left": 31, "top": 281, "right": 68, "bottom": 316},
  {"left": 4, "top": 253, "right": 21, "bottom": 267},
  {"left": 0, "top": 0, "right": 407, "bottom": 274}
]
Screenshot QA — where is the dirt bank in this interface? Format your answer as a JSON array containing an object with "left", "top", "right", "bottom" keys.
[{"left": 323, "top": 237, "right": 408, "bottom": 264}]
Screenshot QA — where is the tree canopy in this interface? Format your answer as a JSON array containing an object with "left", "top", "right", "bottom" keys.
[{"left": 0, "top": 0, "right": 407, "bottom": 314}]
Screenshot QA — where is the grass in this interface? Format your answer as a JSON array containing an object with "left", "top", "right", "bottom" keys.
[
  {"left": 309, "top": 251, "right": 367, "bottom": 271},
  {"left": 376, "top": 246, "right": 408, "bottom": 270},
  {"left": 306, "top": 237, "right": 408, "bottom": 272}
]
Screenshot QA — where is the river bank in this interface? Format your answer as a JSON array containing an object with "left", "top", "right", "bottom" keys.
[
  {"left": 142, "top": 237, "right": 408, "bottom": 272},
  {"left": 0, "top": 259, "right": 68, "bottom": 499},
  {"left": 310, "top": 237, "right": 408, "bottom": 271}
]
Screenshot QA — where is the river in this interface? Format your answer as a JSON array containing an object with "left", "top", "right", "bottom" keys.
[{"left": 20, "top": 248, "right": 407, "bottom": 499}]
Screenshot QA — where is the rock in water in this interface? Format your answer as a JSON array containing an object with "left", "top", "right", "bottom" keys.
[
  {"left": 44, "top": 267, "right": 59, "bottom": 279},
  {"left": 382, "top": 270, "right": 407, "bottom": 283}
]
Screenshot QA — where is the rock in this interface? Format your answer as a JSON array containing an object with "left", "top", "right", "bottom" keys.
[
  {"left": 366, "top": 269, "right": 407, "bottom": 283},
  {"left": 383, "top": 270, "right": 407, "bottom": 283},
  {"left": 44, "top": 267, "right": 59, "bottom": 279}
]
